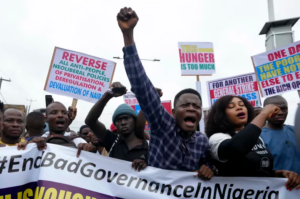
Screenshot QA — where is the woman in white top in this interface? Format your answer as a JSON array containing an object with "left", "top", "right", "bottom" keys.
[{"left": 206, "top": 95, "right": 300, "bottom": 190}]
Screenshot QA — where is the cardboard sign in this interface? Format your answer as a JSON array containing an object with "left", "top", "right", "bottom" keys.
[
  {"left": 44, "top": 47, "right": 116, "bottom": 103},
  {"left": 123, "top": 92, "right": 139, "bottom": 105},
  {"left": 252, "top": 41, "right": 300, "bottom": 97},
  {"left": 207, "top": 73, "right": 261, "bottom": 107},
  {"left": 178, "top": 42, "right": 215, "bottom": 76},
  {"left": 130, "top": 100, "right": 172, "bottom": 135}
]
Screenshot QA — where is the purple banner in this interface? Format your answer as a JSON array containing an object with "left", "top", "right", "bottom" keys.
[{"left": 0, "top": 180, "right": 123, "bottom": 199}]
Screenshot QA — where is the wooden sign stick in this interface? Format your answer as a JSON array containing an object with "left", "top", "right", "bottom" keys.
[{"left": 71, "top": 98, "right": 78, "bottom": 109}]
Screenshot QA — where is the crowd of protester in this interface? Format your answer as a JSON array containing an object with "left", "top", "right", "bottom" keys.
[{"left": 0, "top": 7, "right": 300, "bottom": 191}]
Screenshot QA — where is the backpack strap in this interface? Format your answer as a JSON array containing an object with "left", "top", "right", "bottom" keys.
[
  {"left": 108, "top": 135, "right": 120, "bottom": 157},
  {"left": 46, "top": 134, "right": 77, "bottom": 148},
  {"left": 69, "top": 135, "right": 81, "bottom": 140}
]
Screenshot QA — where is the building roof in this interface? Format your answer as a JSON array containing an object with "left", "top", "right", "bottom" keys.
[{"left": 259, "top": 17, "right": 300, "bottom": 35}]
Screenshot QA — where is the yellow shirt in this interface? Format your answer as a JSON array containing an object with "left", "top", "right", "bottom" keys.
[{"left": 0, "top": 139, "right": 25, "bottom": 146}]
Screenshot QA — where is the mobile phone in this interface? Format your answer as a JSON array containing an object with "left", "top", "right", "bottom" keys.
[
  {"left": 112, "top": 87, "right": 126, "bottom": 94},
  {"left": 45, "top": 95, "right": 53, "bottom": 107}
]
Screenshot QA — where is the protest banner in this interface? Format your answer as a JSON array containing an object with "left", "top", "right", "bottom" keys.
[
  {"left": 206, "top": 73, "right": 262, "bottom": 107},
  {"left": 44, "top": 47, "right": 116, "bottom": 103},
  {"left": 0, "top": 144, "right": 298, "bottom": 199},
  {"left": 178, "top": 42, "right": 215, "bottom": 76},
  {"left": 252, "top": 40, "right": 300, "bottom": 97}
]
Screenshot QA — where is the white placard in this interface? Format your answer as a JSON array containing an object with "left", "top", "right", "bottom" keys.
[
  {"left": 252, "top": 41, "right": 300, "bottom": 97},
  {"left": 206, "top": 73, "right": 262, "bottom": 107},
  {"left": 178, "top": 42, "right": 215, "bottom": 75},
  {"left": 123, "top": 92, "right": 139, "bottom": 105},
  {"left": 44, "top": 47, "right": 116, "bottom": 103}
]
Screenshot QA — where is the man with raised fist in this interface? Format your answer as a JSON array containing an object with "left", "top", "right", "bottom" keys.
[{"left": 117, "top": 7, "right": 214, "bottom": 179}]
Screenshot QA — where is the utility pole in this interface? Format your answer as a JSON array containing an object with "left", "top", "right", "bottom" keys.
[
  {"left": 26, "top": 99, "right": 36, "bottom": 114},
  {"left": 267, "top": 0, "right": 275, "bottom": 21},
  {"left": 0, "top": 77, "right": 11, "bottom": 91},
  {"left": 113, "top": 57, "right": 160, "bottom": 62}
]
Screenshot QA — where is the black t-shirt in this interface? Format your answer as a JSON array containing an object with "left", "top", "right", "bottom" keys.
[
  {"left": 214, "top": 137, "right": 274, "bottom": 177},
  {"left": 101, "top": 130, "right": 148, "bottom": 163}
]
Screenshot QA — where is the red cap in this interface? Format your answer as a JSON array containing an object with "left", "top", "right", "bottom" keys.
[{"left": 110, "top": 123, "right": 117, "bottom": 132}]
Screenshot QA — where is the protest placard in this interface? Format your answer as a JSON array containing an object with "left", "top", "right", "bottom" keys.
[
  {"left": 127, "top": 96, "right": 172, "bottom": 135},
  {"left": 207, "top": 73, "right": 261, "bottom": 107},
  {"left": 252, "top": 41, "right": 300, "bottom": 97},
  {"left": 178, "top": 42, "right": 215, "bottom": 76},
  {"left": 44, "top": 47, "right": 116, "bottom": 103},
  {"left": 0, "top": 144, "right": 298, "bottom": 199},
  {"left": 123, "top": 92, "right": 139, "bottom": 106},
  {"left": 130, "top": 101, "right": 172, "bottom": 115}
]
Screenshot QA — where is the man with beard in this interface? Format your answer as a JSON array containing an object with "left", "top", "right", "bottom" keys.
[
  {"left": 0, "top": 108, "right": 25, "bottom": 146},
  {"left": 261, "top": 95, "right": 300, "bottom": 175},
  {"left": 85, "top": 82, "right": 148, "bottom": 171}
]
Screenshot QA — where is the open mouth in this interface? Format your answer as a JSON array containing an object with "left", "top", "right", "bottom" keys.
[
  {"left": 237, "top": 112, "right": 246, "bottom": 119},
  {"left": 56, "top": 120, "right": 66, "bottom": 127},
  {"left": 184, "top": 117, "right": 196, "bottom": 126},
  {"left": 121, "top": 127, "right": 128, "bottom": 131}
]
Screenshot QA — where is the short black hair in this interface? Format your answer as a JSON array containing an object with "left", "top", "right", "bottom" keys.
[
  {"left": 3, "top": 108, "right": 24, "bottom": 117},
  {"left": 263, "top": 95, "right": 287, "bottom": 106},
  {"left": 205, "top": 95, "right": 255, "bottom": 138},
  {"left": 173, "top": 88, "right": 202, "bottom": 108},
  {"left": 0, "top": 100, "right": 4, "bottom": 114},
  {"left": 46, "top": 101, "right": 66, "bottom": 115},
  {"left": 79, "top": 125, "right": 89, "bottom": 134},
  {"left": 26, "top": 112, "right": 45, "bottom": 129}
]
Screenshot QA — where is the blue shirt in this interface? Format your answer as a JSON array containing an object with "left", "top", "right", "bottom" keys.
[
  {"left": 26, "top": 135, "right": 42, "bottom": 141},
  {"left": 261, "top": 125, "right": 300, "bottom": 175},
  {"left": 44, "top": 123, "right": 49, "bottom": 132},
  {"left": 123, "top": 43, "right": 213, "bottom": 171}
]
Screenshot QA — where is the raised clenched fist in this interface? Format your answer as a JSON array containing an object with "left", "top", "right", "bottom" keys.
[{"left": 117, "top": 7, "right": 139, "bottom": 33}]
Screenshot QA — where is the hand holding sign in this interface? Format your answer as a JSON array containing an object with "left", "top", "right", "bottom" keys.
[
  {"left": 117, "top": 7, "right": 139, "bottom": 33},
  {"left": 107, "top": 82, "right": 127, "bottom": 98},
  {"left": 68, "top": 107, "right": 77, "bottom": 122}
]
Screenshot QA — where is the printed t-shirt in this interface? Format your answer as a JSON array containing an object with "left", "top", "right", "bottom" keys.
[
  {"left": 209, "top": 132, "right": 274, "bottom": 177},
  {"left": 261, "top": 125, "right": 300, "bottom": 175}
]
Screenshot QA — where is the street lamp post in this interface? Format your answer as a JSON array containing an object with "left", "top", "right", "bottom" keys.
[{"left": 113, "top": 57, "right": 160, "bottom": 62}]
